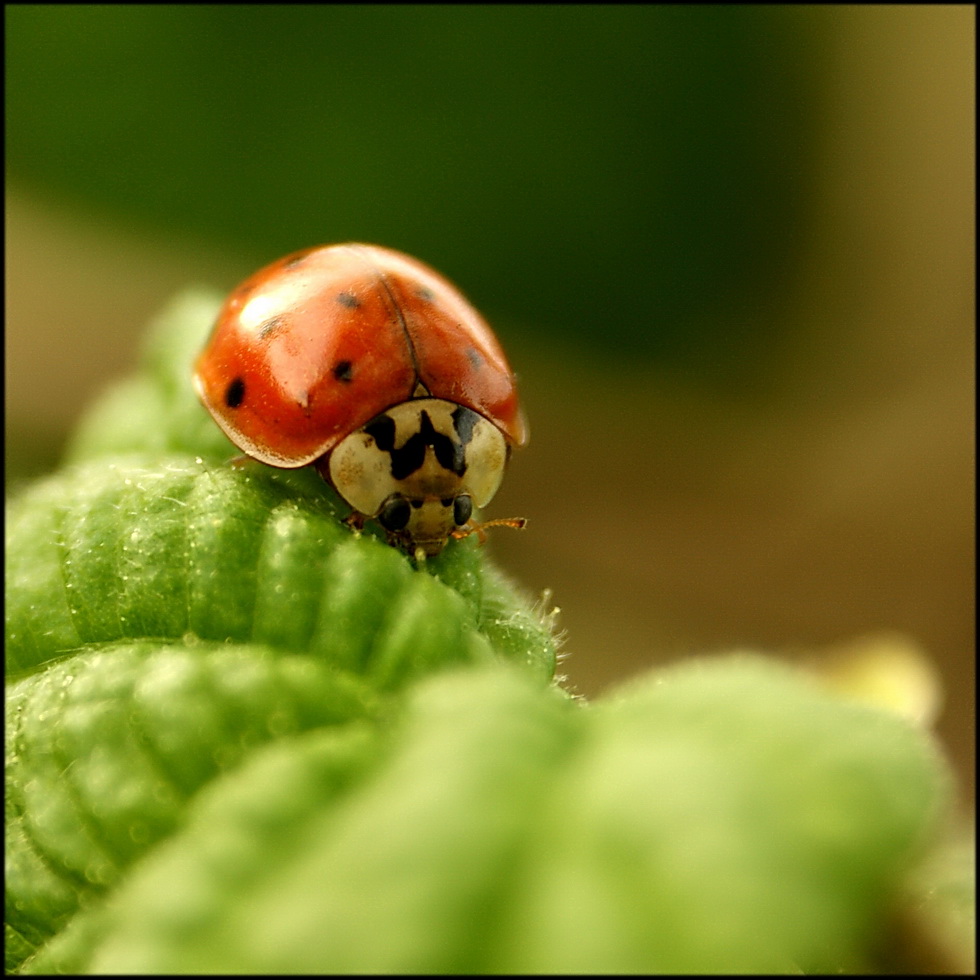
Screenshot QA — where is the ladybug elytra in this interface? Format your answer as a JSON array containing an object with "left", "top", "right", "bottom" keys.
[{"left": 194, "top": 243, "right": 527, "bottom": 556}]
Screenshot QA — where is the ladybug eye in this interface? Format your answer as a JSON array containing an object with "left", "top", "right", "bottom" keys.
[
  {"left": 453, "top": 495, "right": 473, "bottom": 527},
  {"left": 378, "top": 495, "right": 411, "bottom": 532}
]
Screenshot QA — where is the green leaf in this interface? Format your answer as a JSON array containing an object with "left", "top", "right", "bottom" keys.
[
  {"left": 492, "top": 656, "right": 950, "bottom": 974},
  {"left": 5, "top": 456, "right": 555, "bottom": 686},
  {"left": 6, "top": 288, "right": 956, "bottom": 973},
  {"left": 892, "top": 824, "right": 976, "bottom": 973},
  {"left": 5, "top": 642, "right": 379, "bottom": 948},
  {"left": 18, "top": 659, "right": 950, "bottom": 975}
]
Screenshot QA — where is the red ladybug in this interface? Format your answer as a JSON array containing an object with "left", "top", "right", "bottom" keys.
[{"left": 194, "top": 243, "right": 527, "bottom": 556}]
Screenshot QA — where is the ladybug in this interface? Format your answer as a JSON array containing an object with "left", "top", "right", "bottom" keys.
[{"left": 194, "top": 243, "right": 528, "bottom": 557}]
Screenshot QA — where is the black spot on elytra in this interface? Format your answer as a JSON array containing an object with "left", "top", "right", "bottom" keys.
[
  {"left": 465, "top": 347, "right": 483, "bottom": 370},
  {"left": 415, "top": 286, "right": 436, "bottom": 302},
  {"left": 365, "top": 410, "right": 466, "bottom": 480},
  {"left": 225, "top": 377, "right": 246, "bottom": 408},
  {"left": 333, "top": 360, "right": 354, "bottom": 383},
  {"left": 258, "top": 315, "right": 286, "bottom": 338},
  {"left": 336, "top": 292, "right": 360, "bottom": 309}
]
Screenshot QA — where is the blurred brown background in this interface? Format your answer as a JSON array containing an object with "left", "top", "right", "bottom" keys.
[{"left": 6, "top": 6, "right": 974, "bottom": 802}]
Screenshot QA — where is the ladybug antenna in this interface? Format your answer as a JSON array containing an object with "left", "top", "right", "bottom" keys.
[{"left": 451, "top": 516, "right": 527, "bottom": 546}]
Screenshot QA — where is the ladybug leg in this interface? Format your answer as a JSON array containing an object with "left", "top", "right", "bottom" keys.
[
  {"left": 384, "top": 529, "right": 407, "bottom": 551},
  {"left": 341, "top": 511, "right": 367, "bottom": 537},
  {"left": 451, "top": 518, "right": 488, "bottom": 545},
  {"left": 380, "top": 529, "right": 422, "bottom": 562},
  {"left": 229, "top": 454, "right": 253, "bottom": 470}
]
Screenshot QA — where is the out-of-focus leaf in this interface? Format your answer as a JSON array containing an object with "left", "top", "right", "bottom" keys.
[
  {"left": 5, "top": 286, "right": 955, "bottom": 974},
  {"left": 19, "top": 658, "right": 949, "bottom": 974}
]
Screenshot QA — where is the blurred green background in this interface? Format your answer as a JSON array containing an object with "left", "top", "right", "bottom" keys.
[
  {"left": 6, "top": 4, "right": 814, "bottom": 374},
  {"left": 6, "top": 6, "right": 974, "bottom": 800}
]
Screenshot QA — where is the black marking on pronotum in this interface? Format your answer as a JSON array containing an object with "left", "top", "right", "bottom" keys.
[
  {"left": 258, "top": 315, "right": 286, "bottom": 338},
  {"left": 364, "top": 410, "right": 466, "bottom": 480},
  {"left": 225, "top": 378, "right": 246, "bottom": 408},
  {"left": 333, "top": 360, "right": 354, "bottom": 383},
  {"left": 336, "top": 292, "right": 360, "bottom": 309},
  {"left": 451, "top": 406, "right": 479, "bottom": 445},
  {"left": 364, "top": 414, "right": 396, "bottom": 451}
]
